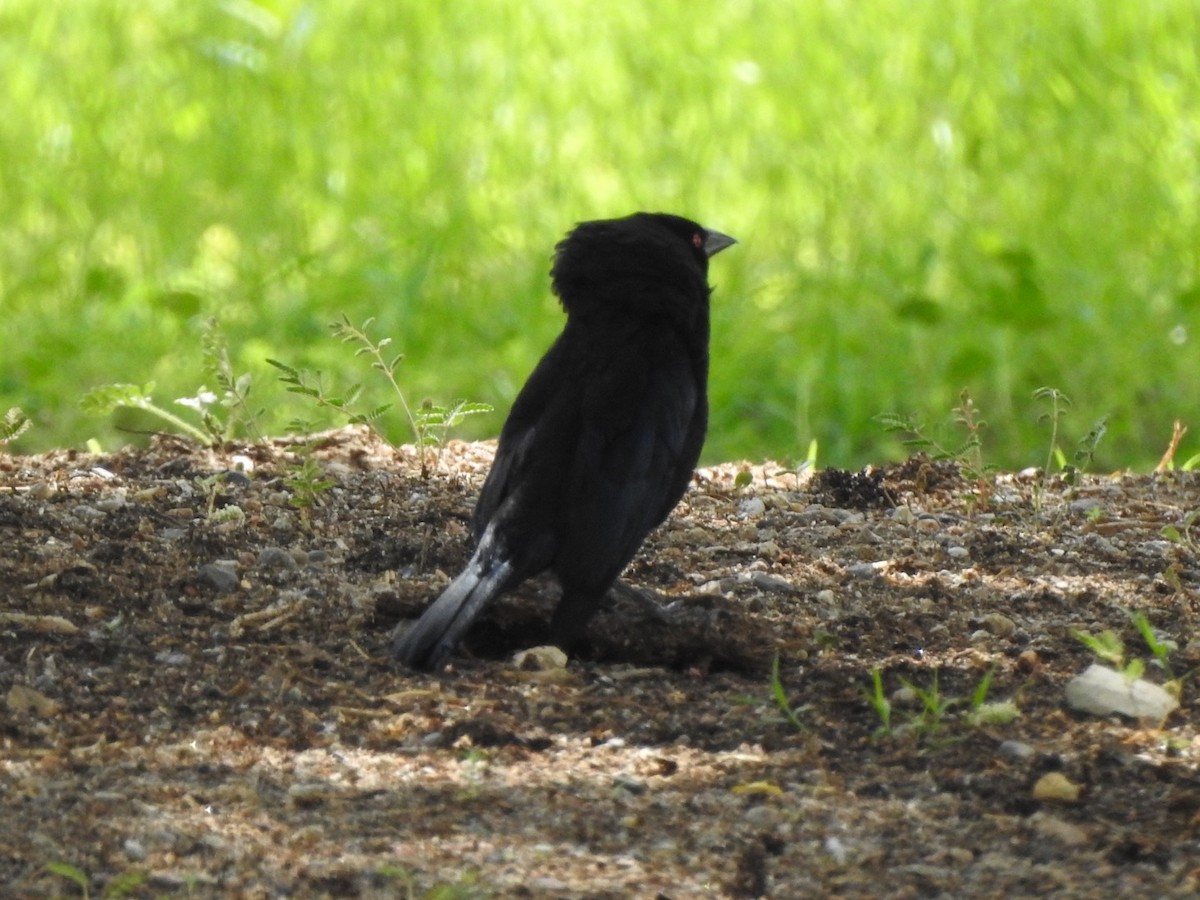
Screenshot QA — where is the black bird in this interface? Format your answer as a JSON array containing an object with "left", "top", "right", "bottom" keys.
[{"left": 392, "top": 212, "right": 735, "bottom": 670}]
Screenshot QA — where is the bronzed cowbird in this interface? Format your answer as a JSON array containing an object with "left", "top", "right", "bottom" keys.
[{"left": 392, "top": 212, "right": 735, "bottom": 670}]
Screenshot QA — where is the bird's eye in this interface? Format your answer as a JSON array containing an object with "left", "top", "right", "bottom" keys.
[{"left": 692, "top": 232, "right": 704, "bottom": 249}]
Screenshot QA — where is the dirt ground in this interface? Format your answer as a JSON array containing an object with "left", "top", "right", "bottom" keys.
[{"left": 2, "top": 427, "right": 1198, "bottom": 898}]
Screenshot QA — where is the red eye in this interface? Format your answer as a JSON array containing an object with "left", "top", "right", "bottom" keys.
[{"left": 692, "top": 232, "right": 703, "bottom": 249}]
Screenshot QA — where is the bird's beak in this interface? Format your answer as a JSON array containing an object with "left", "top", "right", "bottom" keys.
[{"left": 703, "top": 230, "right": 737, "bottom": 258}]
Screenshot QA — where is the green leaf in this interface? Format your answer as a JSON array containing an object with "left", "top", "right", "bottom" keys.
[
  {"left": 79, "top": 382, "right": 156, "bottom": 414},
  {"left": 1, "top": 407, "right": 31, "bottom": 444},
  {"left": 46, "top": 861, "right": 89, "bottom": 891}
]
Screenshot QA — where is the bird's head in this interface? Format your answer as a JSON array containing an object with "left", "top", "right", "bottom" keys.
[{"left": 550, "top": 212, "right": 735, "bottom": 321}]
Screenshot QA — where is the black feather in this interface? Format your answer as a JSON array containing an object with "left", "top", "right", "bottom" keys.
[{"left": 392, "top": 212, "right": 735, "bottom": 670}]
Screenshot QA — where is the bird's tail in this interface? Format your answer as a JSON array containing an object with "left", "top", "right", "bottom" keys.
[{"left": 391, "top": 538, "right": 517, "bottom": 671}]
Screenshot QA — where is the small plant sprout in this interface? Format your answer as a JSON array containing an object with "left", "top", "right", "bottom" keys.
[
  {"left": 1033, "top": 386, "right": 1070, "bottom": 478},
  {"left": 1070, "top": 617, "right": 1187, "bottom": 688},
  {"left": 283, "top": 443, "right": 337, "bottom": 517},
  {"left": 1129, "top": 610, "right": 1182, "bottom": 695},
  {"left": 1072, "top": 627, "right": 1135, "bottom": 674},
  {"left": 769, "top": 654, "right": 805, "bottom": 731},
  {"left": 101, "top": 869, "right": 148, "bottom": 898},
  {"left": 271, "top": 316, "right": 491, "bottom": 477},
  {"left": 965, "top": 666, "right": 1020, "bottom": 727},
  {"left": 194, "top": 472, "right": 246, "bottom": 525},
  {"left": 1, "top": 407, "right": 31, "bottom": 446},
  {"left": 1161, "top": 509, "right": 1198, "bottom": 552},
  {"left": 46, "top": 862, "right": 90, "bottom": 898},
  {"left": 79, "top": 319, "right": 257, "bottom": 447},
  {"left": 199, "top": 316, "right": 261, "bottom": 441},
  {"left": 876, "top": 388, "right": 989, "bottom": 483},
  {"left": 1065, "top": 414, "right": 1108, "bottom": 482},
  {"left": 899, "top": 668, "right": 956, "bottom": 734},
  {"left": 80, "top": 382, "right": 214, "bottom": 445},
  {"left": 951, "top": 388, "right": 987, "bottom": 479},
  {"left": 329, "top": 314, "right": 422, "bottom": 441},
  {"left": 864, "top": 668, "right": 892, "bottom": 738},
  {"left": 414, "top": 397, "right": 494, "bottom": 473}
]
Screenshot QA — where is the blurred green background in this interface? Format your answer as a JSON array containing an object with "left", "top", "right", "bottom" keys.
[{"left": 1, "top": 0, "right": 1197, "bottom": 469}]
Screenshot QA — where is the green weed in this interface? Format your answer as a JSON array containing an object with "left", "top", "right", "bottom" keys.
[
  {"left": 282, "top": 443, "right": 337, "bottom": 518},
  {"left": 46, "top": 862, "right": 90, "bottom": 898},
  {"left": 271, "top": 316, "right": 491, "bottom": 477},
  {"left": 1, "top": 407, "right": 30, "bottom": 446},
  {"left": 899, "top": 669, "right": 955, "bottom": 734},
  {"left": 199, "top": 316, "right": 261, "bottom": 442},
  {"left": 864, "top": 668, "right": 892, "bottom": 738},
  {"left": 869, "top": 666, "right": 1017, "bottom": 738},
  {"left": 1033, "top": 386, "right": 1070, "bottom": 480},
  {"left": 80, "top": 382, "right": 216, "bottom": 446},
  {"left": 1161, "top": 510, "right": 1198, "bottom": 552},
  {"left": 80, "top": 319, "right": 258, "bottom": 447},
  {"left": 769, "top": 654, "right": 805, "bottom": 731},
  {"left": 1072, "top": 609, "right": 1184, "bottom": 693},
  {"left": 44, "top": 863, "right": 145, "bottom": 899},
  {"left": 877, "top": 389, "right": 990, "bottom": 484}
]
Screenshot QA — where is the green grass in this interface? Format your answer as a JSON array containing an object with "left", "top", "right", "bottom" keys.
[{"left": 2, "top": 0, "right": 1198, "bottom": 468}]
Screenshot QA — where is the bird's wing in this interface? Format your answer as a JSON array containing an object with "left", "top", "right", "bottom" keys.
[
  {"left": 472, "top": 334, "right": 578, "bottom": 539},
  {"left": 555, "top": 319, "right": 703, "bottom": 593}
]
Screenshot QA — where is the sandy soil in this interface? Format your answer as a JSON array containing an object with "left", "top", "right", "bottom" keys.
[{"left": 2, "top": 428, "right": 1198, "bottom": 898}]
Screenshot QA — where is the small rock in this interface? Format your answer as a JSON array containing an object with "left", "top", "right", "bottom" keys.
[
  {"left": 72, "top": 505, "right": 105, "bottom": 523},
  {"left": 196, "top": 562, "right": 239, "bottom": 593},
  {"left": 29, "top": 481, "right": 56, "bottom": 500},
  {"left": 6, "top": 684, "right": 61, "bottom": 717},
  {"left": 287, "top": 782, "right": 331, "bottom": 808},
  {"left": 512, "top": 646, "right": 568, "bottom": 671},
  {"left": 824, "top": 835, "right": 848, "bottom": 864},
  {"left": 95, "top": 492, "right": 127, "bottom": 513},
  {"left": 947, "top": 545, "right": 970, "bottom": 559},
  {"left": 743, "top": 805, "right": 780, "bottom": 828},
  {"left": 1083, "top": 533, "right": 1119, "bottom": 556},
  {"left": 613, "top": 774, "right": 647, "bottom": 795},
  {"left": 221, "top": 469, "right": 252, "bottom": 486},
  {"left": 998, "top": 740, "right": 1036, "bottom": 762},
  {"left": 256, "top": 547, "right": 297, "bottom": 569},
  {"left": 1032, "top": 772, "right": 1082, "bottom": 803},
  {"left": 737, "top": 497, "right": 766, "bottom": 518},
  {"left": 1016, "top": 650, "right": 1041, "bottom": 673},
  {"left": 980, "top": 613, "right": 1016, "bottom": 638},
  {"left": 750, "top": 572, "right": 798, "bottom": 595},
  {"left": 1064, "top": 663, "right": 1179, "bottom": 721},
  {"left": 1031, "top": 813, "right": 1089, "bottom": 846},
  {"left": 846, "top": 562, "right": 882, "bottom": 580},
  {"left": 757, "top": 539, "right": 782, "bottom": 559},
  {"left": 945, "top": 847, "right": 974, "bottom": 865},
  {"left": 229, "top": 454, "right": 255, "bottom": 474}
]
